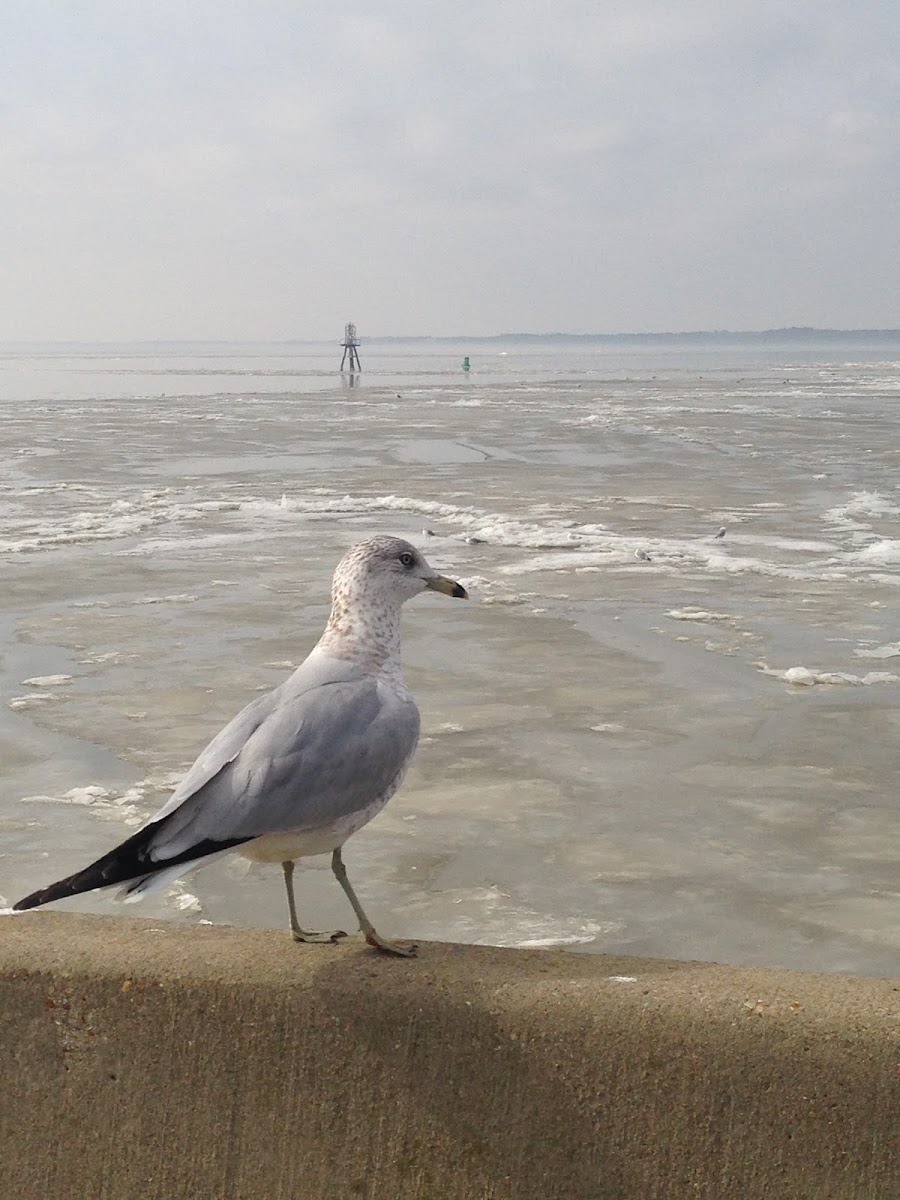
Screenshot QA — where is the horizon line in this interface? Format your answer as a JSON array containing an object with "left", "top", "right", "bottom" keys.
[{"left": 3, "top": 325, "right": 900, "bottom": 346}]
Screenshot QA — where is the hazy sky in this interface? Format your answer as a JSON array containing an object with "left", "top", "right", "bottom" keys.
[{"left": 3, "top": 1, "right": 898, "bottom": 339}]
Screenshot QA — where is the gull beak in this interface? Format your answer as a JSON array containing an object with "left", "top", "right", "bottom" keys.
[{"left": 426, "top": 574, "right": 468, "bottom": 600}]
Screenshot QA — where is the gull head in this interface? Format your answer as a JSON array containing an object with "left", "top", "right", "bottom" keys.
[{"left": 331, "top": 535, "right": 468, "bottom": 617}]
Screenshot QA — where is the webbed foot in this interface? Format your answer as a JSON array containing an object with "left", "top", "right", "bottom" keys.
[
  {"left": 291, "top": 928, "right": 347, "bottom": 945},
  {"left": 364, "top": 930, "right": 418, "bottom": 958}
]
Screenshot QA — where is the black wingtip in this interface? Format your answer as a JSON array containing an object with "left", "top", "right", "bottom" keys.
[
  {"left": 13, "top": 888, "right": 61, "bottom": 912},
  {"left": 11, "top": 822, "right": 250, "bottom": 913},
  {"left": 13, "top": 868, "right": 124, "bottom": 910},
  {"left": 11, "top": 826, "right": 158, "bottom": 911}
]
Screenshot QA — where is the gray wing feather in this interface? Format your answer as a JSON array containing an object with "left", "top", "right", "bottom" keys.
[
  {"left": 151, "top": 690, "right": 277, "bottom": 822},
  {"left": 149, "top": 676, "right": 420, "bottom": 861},
  {"left": 148, "top": 652, "right": 368, "bottom": 825}
]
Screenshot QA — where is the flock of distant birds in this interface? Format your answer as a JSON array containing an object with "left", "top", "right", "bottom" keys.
[
  {"left": 280, "top": 494, "right": 723, "bottom": 552},
  {"left": 420, "top": 525, "right": 728, "bottom": 559},
  {"left": 632, "top": 525, "right": 726, "bottom": 563},
  {"left": 278, "top": 491, "right": 729, "bottom": 558}
]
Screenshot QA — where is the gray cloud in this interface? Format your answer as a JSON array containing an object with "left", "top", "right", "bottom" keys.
[{"left": 2, "top": 1, "right": 898, "bottom": 338}]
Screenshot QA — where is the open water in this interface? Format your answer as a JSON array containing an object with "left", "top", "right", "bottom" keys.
[{"left": 2, "top": 337, "right": 899, "bottom": 975}]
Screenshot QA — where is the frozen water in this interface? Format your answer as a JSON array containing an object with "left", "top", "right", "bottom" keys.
[{"left": 2, "top": 338, "right": 900, "bottom": 974}]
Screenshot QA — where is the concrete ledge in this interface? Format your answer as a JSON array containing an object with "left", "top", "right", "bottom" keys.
[{"left": 1, "top": 914, "right": 897, "bottom": 1200}]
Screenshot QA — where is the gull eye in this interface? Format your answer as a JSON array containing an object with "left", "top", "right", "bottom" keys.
[{"left": 398, "top": 551, "right": 415, "bottom": 568}]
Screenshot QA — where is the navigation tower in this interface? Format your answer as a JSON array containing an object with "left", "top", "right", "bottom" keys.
[{"left": 340, "top": 322, "right": 361, "bottom": 372}]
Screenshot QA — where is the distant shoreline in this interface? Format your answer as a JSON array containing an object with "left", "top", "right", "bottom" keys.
[
  {"left": 368, "top": 327, "right": 900, "bottom": 345},
  {"left": 3, "top": 327, "right": 900, "bottom": 349}
]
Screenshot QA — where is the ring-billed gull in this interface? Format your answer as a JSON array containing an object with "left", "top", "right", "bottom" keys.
[{"left": 13, "top": 535, "right": 468, "bottom": 957}]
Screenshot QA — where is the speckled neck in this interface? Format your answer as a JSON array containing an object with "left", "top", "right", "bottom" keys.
[{"left": 316, "top": 574, "right": 404, "bottom": 675}]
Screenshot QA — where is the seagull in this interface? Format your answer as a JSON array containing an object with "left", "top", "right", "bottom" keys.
[
  {"left": 714, "top": 527, "right": 726, "bottom": 539},
  {"left": 13, "top": 536, "right": 468, "bottom": 958},
  {"left": 634, "top": 548, "right": 652, "bottom": 562}
]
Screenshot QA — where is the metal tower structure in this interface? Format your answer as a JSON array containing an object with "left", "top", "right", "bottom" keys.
[{"left": 340, "top": 322, "right": 361, "bottom": 372}]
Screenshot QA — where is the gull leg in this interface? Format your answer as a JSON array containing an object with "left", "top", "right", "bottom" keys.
[
  {"left": 282, "top": 860, "right": 346, "bottom": 944},
  {"left": 331, "top": 847, "right": 417, "bottom": 958}
]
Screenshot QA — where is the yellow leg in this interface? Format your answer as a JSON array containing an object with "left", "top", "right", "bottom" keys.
[
  {"left": 282, "top": 860, "right": 346, "bottom": 944},
  {"left": 330, "top": 847, "right": 417, "bottom": 958}
]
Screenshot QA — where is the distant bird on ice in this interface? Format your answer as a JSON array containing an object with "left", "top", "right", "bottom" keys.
[
  {"left": 12, "top": 536, "right": 468, "bottom": 957},
  {"left": 714, "top": 527, "right": 727, "bottom": 539}
]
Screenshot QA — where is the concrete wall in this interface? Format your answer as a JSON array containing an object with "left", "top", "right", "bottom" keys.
[{"left": 0, "top": 912, "right": 896, "bottom": 1200}]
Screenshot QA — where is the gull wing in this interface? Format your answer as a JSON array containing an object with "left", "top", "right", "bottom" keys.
[
  {"left": 148, "top": 673, "right": 420, "bottom": 861},
  {"left": 148, "top": 650, "right": 367, "bottom": 825},
  {"left": 13, "top": 670, "right": 420, "bottom": 910}
]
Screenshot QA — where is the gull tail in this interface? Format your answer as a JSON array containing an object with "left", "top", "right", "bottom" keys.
[{"left": 12, "top": 819, "right": 249, "bottom": 912}]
